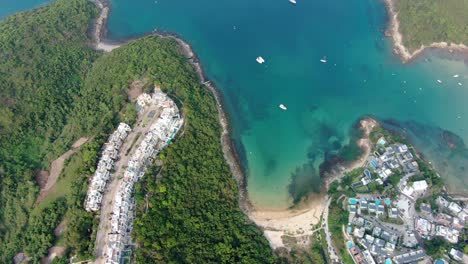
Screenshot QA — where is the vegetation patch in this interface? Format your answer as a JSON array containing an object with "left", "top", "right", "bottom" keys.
[{"left": 395, "top": 0, "right": 468, "bottom": 52}]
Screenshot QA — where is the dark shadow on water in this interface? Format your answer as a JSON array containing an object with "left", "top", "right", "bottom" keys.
[
  {"left": 288, "top": 162, "right": 322, "bottom": 205},
  {"left": 288, "top": 117, "right": 365, "bottom": 206},
  {"left": 264, "top": 158, "right": 278, "bottom": 177}
]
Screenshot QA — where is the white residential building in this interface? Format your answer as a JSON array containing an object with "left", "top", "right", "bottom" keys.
[
  {"left": 101, "top": 88, "right": 183, "bottom": 264},
  {"left": 412, "top": 180, "right": 428, "bottom": 192},
  {"left": 448, "top": 202, "right": 462, "bottom": 215}
]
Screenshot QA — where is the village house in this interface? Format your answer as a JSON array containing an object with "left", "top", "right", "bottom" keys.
[
  {"left": 389, "top": 207, "right": 399, "bottom": 218},
  {"left": 448, "top": 202, "right": 462, "bottom": 215},
  {"left": 449, "top": 248, "right": 463, "bottom": 262},
  {"left": 415, "top": 217, "right": 432, "bottom": 237}
]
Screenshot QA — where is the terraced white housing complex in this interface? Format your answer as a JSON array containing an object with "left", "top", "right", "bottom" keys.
[
  {"left": 85, "top": 123, "right": 131, "bottom": 212},
  {"left": 100, "top": 88, "right": 183, "bottom": 264}
]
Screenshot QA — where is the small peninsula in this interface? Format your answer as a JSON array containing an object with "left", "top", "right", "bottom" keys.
[
  {"left": 386, "top": 0, "right": 468, "bottom": 62},
  {"left": 326, "top": 120, "right": 468, "bottom": 264}
]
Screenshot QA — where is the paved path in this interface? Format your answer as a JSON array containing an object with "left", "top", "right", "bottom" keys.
[{"left": 322, "top": 196, "right": 342, "bottom": 263}]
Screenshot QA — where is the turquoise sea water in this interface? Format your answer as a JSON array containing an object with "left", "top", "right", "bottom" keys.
[
  {"left": 0, "top": 0, "right": 50, "bottom": 19},
  {"left": 2, "top": 0, "right": 468, "bottom": 208}
]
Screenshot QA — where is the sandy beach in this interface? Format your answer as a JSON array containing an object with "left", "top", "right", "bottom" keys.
[
  {"left": 88, "top": 0, "right": 381, "bottom": 251},
  {"left": 91, "top": 0, "right": 121, "bottom": 52},
  {"left": 250, "top": 117, "right": 378, "bottom": 249},
  {"left": 250, "top": 193, "right": 325, "bottom": 248},
  {"left": 384, "top": 0, "right": 468, "bottom": 63}
]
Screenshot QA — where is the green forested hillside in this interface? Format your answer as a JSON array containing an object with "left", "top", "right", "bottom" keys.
[
  {"left": 395, "top": 0, "right": 468, "bottom": 52},
  {"left": 94, "top": 36, "right": 276, "bottom": 263},
  {"left": 0, "top": 0, "right": 99, "bottom": 261},
  {"left": 0, "top": 0, "right": 275, "bottom": 262}
]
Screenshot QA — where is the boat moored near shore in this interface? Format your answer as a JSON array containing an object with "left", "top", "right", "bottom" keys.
[{"left": 256, "top": 56, "right": 265, "bottom": 64}]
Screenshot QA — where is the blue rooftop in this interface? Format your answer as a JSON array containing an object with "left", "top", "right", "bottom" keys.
[{"left": 364, "top": 169, "right": 371, "bottom": 178}]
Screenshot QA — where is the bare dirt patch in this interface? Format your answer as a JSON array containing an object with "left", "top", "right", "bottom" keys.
[
  {"left": 128, "top": 78, "right": 148, "bottom": 100},
  {"left": 36, "top": 137, "right": 89, "bottom": 204},
  {"left": 41, "top": 246, "right": 66, "bottom": 264},
  {"left": 54, "top": 219, "right": 67, "bottom": 237}
]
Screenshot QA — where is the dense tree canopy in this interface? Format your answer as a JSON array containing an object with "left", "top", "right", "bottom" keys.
[
  {"left": 395, "top": 0, "right": 468, "bottom": 52},
  {"left": 0, "top": 0, "right": 276, "bottom": 262},
  {"left": 0, "top": 0, "right": 98, "bottom": 261},
  {"left": 96, "top": 37, "right": 276, "bottom": 263}
]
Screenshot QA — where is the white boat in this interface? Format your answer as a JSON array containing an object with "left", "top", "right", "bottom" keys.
[
  {"left": 289, "top": 0, "right": 297, "bottom": 4},
  {"left": 256, "top": 56, "right": 265, "bottom": 64},
  {"left": 320, "top": 57, "right": 327, "bottom": 63},
  {"left": 459, "top": 82, "right": 463, "bottom": 86},
  {"left": 437, "top": 79, "right": 442, "bottom": 84},
  {"left": 279, "top": 104, "right": 287, "bottom": 110},
  {"left": 453, "top": 74, "right": 459, "bottom": 78}
]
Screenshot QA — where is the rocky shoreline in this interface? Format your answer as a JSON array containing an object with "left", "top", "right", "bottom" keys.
[
  {"left": 89, "top": 0, "right": 253, "bottom": 213},
  {"left": 322, "top": 117, "right": 378, "bottom": 189},
  {"left": 159, "top": 32, "right": 254, "bottom": 212},
  {"left": 384, "top": 0, "right": 468, "bottom": 63},
  {"left": 87, "top": 0, "right": 394, "bottom": 249}
]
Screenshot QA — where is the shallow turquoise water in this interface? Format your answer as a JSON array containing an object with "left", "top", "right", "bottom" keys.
[{"left": 2, "top": 0, "right": 468, "bottom": 208}]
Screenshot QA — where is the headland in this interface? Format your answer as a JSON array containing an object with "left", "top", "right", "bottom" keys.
[{"left": 384, "top": 0, "right": 468, "bottom": 63}]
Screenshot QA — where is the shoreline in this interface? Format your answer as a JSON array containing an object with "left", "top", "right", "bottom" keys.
[
  {"left": 89, "top": 0, "right": 252, "bottom": 212},
  {"left": 322, "top": 117, "right": 378, "bottom": 190},
  {"left": 88, "top": 0, "right": 380, "bottom": 250},
  {"left": 250, "top": 117, "right": 378, "bottom": 249},
  {"left": 384, "top": 0, "right": 468, "bottom": 63},
  {"left": 159, "top": 32, "right": 254, "bottom": 212}
]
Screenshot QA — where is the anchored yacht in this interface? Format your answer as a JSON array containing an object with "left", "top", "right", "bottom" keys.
[{"left": 256, "top": 56, "right": 265, "bottom": 64}]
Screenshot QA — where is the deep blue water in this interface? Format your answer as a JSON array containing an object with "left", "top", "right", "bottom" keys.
[{"left": 2, "top": 0, "right": 468, "bottom": 208}]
